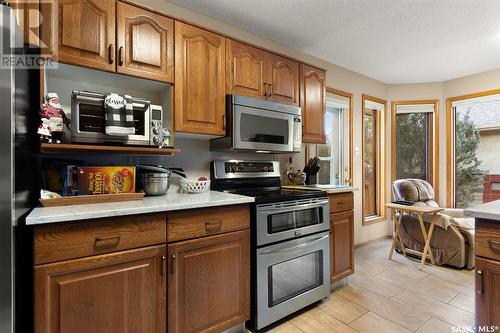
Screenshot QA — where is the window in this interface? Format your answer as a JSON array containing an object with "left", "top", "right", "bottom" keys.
[
  {"left": 316, "top": 88, "right": 352, "bottom": 186},
  {"left": 391, "top": 101, "right": 438, "bottom": 194},
  {"left": 362, "top": 95, "right": 386, "bottom": 224},
  {"left": 447, "top": 91, "right": 500, "bottom": 208}
]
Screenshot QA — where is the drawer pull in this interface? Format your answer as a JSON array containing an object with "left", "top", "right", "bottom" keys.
[
  {"left": 205, "top": 220, "right": 222, "bottom": 233},
  {"left": 477, "top": 270, "right": 484, "bottom": 295},
  {"left": 94, "top": 235, "right": 121, "bottom": 248},
  {"left": 487, "top": 240, "right": 500, "bottom": 250},
  {"left": 337, "top": 201, "right": 345, "bottom": 205}
]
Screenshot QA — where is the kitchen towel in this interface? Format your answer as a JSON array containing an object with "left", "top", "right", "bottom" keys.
[{"left": 104, "top": 93, "right": 135, "bottom": 135}]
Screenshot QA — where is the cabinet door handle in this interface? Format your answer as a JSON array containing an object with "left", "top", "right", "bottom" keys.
[
  {"left": 118, "top": 46, "right": 124, "bottom": 66},
  {"left": 95, "top": 235, "right": 121, "bottom": 248},
  {"left": 108, "top": 44, "right": 114, "bottom": 64},
  {"left": 267, "top": 84, "right": 272, "bottom": 98},
  {"left": 487, "top": 240, "right": 500, "bottom": 250},
  {"left": 170, "top": 254, "right": 176, "bottom": 274},
  {"left": 205, "top": 220, "right": 222, "bottom": 233},
  {"left": 477, "top": 269, "right": 484, "bottom": 295},
  {"left": 263, "top": 83, "right": 268, "bottom": 97},
  {"left": 222, "top": 114, "right": 226, "bottom": 131},
  {"left": 160, "top": 256, "right": 166, "bottom": 276}
]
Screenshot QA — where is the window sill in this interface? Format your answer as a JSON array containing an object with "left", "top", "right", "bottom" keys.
[{"left": 363, "top": 215, "right": 387, "bottom": 226}]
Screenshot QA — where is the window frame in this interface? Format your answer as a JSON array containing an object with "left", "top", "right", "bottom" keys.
[
  {"left": 362, "top": 94, "right": 386, "bottom": 225},
  {"left": 446, "top": 89, "right": 500, "bottom": 208},
  {"left": 308, "top": 87, "right": 353, "bottom": 186},
  {"left": 391, "top": 100, "right": 439, "bottom": 201}
]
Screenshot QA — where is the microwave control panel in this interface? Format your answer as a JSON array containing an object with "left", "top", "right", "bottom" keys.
[
  {"left": 150, "top": 105, "right": 163, "bottom": 146},
  {"left": 293, "top": 117, "right": 302, "bottom": 152}
]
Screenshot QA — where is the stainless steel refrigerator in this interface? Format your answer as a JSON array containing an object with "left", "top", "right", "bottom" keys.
[{"left": 1, "top": 3, "right": 40, "bottom": 332}]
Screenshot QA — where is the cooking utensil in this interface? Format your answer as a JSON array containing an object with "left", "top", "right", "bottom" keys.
[{"left": 136, "top": 165, "right": 186, "bottom": 196}]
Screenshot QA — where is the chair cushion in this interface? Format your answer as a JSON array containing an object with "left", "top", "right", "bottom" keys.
[{"left": 393, "top": 179, "right": 435, "bottom": 202}]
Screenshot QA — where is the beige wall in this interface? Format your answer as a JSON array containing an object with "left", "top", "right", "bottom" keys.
[
  {"left": 477, "top": 130, "right": 500, "bottom": 174},
  {"left": 132, "top": 0, "right": 500, "bottom": 245}
]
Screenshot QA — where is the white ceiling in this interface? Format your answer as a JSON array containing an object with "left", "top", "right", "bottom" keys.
[{"left": 170, "top": 0, "right": 500, "bottom": 84}]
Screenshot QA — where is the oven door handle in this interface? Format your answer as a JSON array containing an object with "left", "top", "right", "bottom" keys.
[
  {"left": 258, "top": 200, "right": 329, "bottom": 214},
  {"left": 259, "top": 234, "right": 329, "bottom": 255}
]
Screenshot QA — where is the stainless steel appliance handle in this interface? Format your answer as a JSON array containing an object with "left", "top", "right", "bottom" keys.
[
  {"left": 258, "top": 200, "right": 329, "bottom": 214},
  {"left": 259, "top": 234, "right": 329, "bottom": 255}
]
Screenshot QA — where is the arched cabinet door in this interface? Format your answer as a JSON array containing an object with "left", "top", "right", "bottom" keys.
[
  {"left": 301, "top": 64, "right": 326, "bottom": 144},
  {"left": 40, "top": 0, "right": 116, "bottom": 72},
  {"left": 226, "top": 39, "right": 267, "bottom": 99},
  {"left": 116, "top": 2, "right": 174, "bottom": 83},
  {"left": 174, "top": 22, "right": 226, "bottom": 136},
  {"left": 267, "top": 54, "right": 300, "bottom": 106}
]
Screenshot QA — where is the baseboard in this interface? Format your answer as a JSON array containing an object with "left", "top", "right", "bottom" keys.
[{"left": 354, "top": 234, "right": 391, "bottom": 249}]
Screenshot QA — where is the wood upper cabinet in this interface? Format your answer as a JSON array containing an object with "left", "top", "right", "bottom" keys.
[
  {"left": 34, "top": 245, "right": 166, "bottom": 333},
  {"left": 301, "top": 64, "right": 326, "bottom": 143},
  {"left": 330, "top": 210, "right": 354, "bottom": 283},
  {"left": 476, "top": 256, "right": 500, "bottom": 327},
  {"left": 10, "top": 0, "right": 41, "bottom": 46},
  {"left": 168, "top": 230, "right": 250, "bottom": 333},
  {"left": 226, "top": 39, "right": 267, "bottom": 99},
  {"left": 225, "top": 39, "right": 299, "bottom": 105},
  {"left": 41, "top": 0, "right": 116, "bottom": 72},
  {"left": 116, "top": 2, "right": 174, "bottom": 83},
  {"left": 174, "top": 22, "right": 226, "bottom": 136},
  {"left": 267, "top": 54, "right": 300, "bottom": 105}
]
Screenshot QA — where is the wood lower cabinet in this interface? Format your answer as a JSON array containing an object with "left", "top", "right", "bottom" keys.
[
  {"left": 174, "top": 22, "right": 226, "bottom": 136},
  {"left": 226, "top": 39, "right": 267, "bottom": 99},
  {"left": 476, "top": 257, "right": 500, "bottom": 327},
  {"left": 34, "top": 245, "right": 166, "bottom": 333},
  {"left": 329, "top": 192, "right": 354, "bottom": 283},
  {"left": 330, "top": 210, "right": 354, "bottom": 282},
  {"left": 41, "top": 0, "right": 116, "bottom": 72},
  {"left": 116, "top": 2, "right": 174, "bottom": 83},
  {"left": 301, "top": 64, "right": 326, "bottom": 143},
  {"left": 167, "top": 230, "right": 250, "bottom": 333},
  {"left": 476, "top": 219, "right": 500, "bottom": 327}
]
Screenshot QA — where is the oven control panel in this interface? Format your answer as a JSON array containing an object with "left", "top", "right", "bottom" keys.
[
  {"left": 213, "top": 160, "right": 281, "bottom": 179},
  {"left": 225, "top": 162, "right": 275, "bottom": 174}
]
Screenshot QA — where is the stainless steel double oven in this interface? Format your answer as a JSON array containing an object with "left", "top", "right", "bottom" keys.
[{"left": 212, "top": 160, "right": 330, "bottom": 330}]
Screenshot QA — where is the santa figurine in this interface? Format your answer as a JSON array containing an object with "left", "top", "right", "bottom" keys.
[{"left": 39, "top": 93, "right": 70, "bottom": 143}]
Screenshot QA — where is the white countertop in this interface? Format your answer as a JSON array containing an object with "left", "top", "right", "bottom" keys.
[
  {"left": 282, "top": 185, "right": 356, "bottom": 194},
  {"left": 26, "top": 188, "right": 254, "bottom": 225},
  {"left": 464, "top": 199, "right": 500, "bottom": 221}
]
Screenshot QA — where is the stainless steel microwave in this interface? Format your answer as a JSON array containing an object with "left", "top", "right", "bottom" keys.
[
  {"left": 210, "top": 95, "right": 302, "bottom": 153},
  {"left": 70, "top": 90, "right": 165, "bottom": 146}
]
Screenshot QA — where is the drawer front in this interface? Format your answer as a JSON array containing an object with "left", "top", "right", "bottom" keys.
[
  {"left": 167, "top": 205, "right": 250, "bottom": 242},
  {"left": 476, "top": 219, "right": 500, "bottom": 262},
  {"left": 329, "top": 192, "right": 354, "bottom": 213},
  {"left": 34, "top": 214, "right": 166, "bottom": 265}
]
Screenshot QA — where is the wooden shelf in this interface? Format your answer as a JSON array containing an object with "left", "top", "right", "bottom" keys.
[{"left": 40, "top": 143, "right": 180, "bottom": 156}]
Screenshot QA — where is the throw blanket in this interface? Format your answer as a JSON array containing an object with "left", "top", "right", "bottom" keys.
[{"left": 105, "top": 93, "right": 135, "bottom": 135}]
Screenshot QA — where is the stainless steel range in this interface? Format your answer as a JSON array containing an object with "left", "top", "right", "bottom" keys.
[{"left": 211, "top": 160, "right": 330, "bottom": 330}]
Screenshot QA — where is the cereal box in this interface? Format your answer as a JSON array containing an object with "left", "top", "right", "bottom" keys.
[{"left": 76, "top": 166, "right": 136, "bottom": 195}]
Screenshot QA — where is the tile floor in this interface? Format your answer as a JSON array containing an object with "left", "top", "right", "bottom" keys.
[{"left": 265, "top": 238, "right": 475, "bottom": 333}]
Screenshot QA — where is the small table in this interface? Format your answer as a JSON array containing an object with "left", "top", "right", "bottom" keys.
[{"left": 385, "top": 203, "right": 444, "bottom": 271}]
